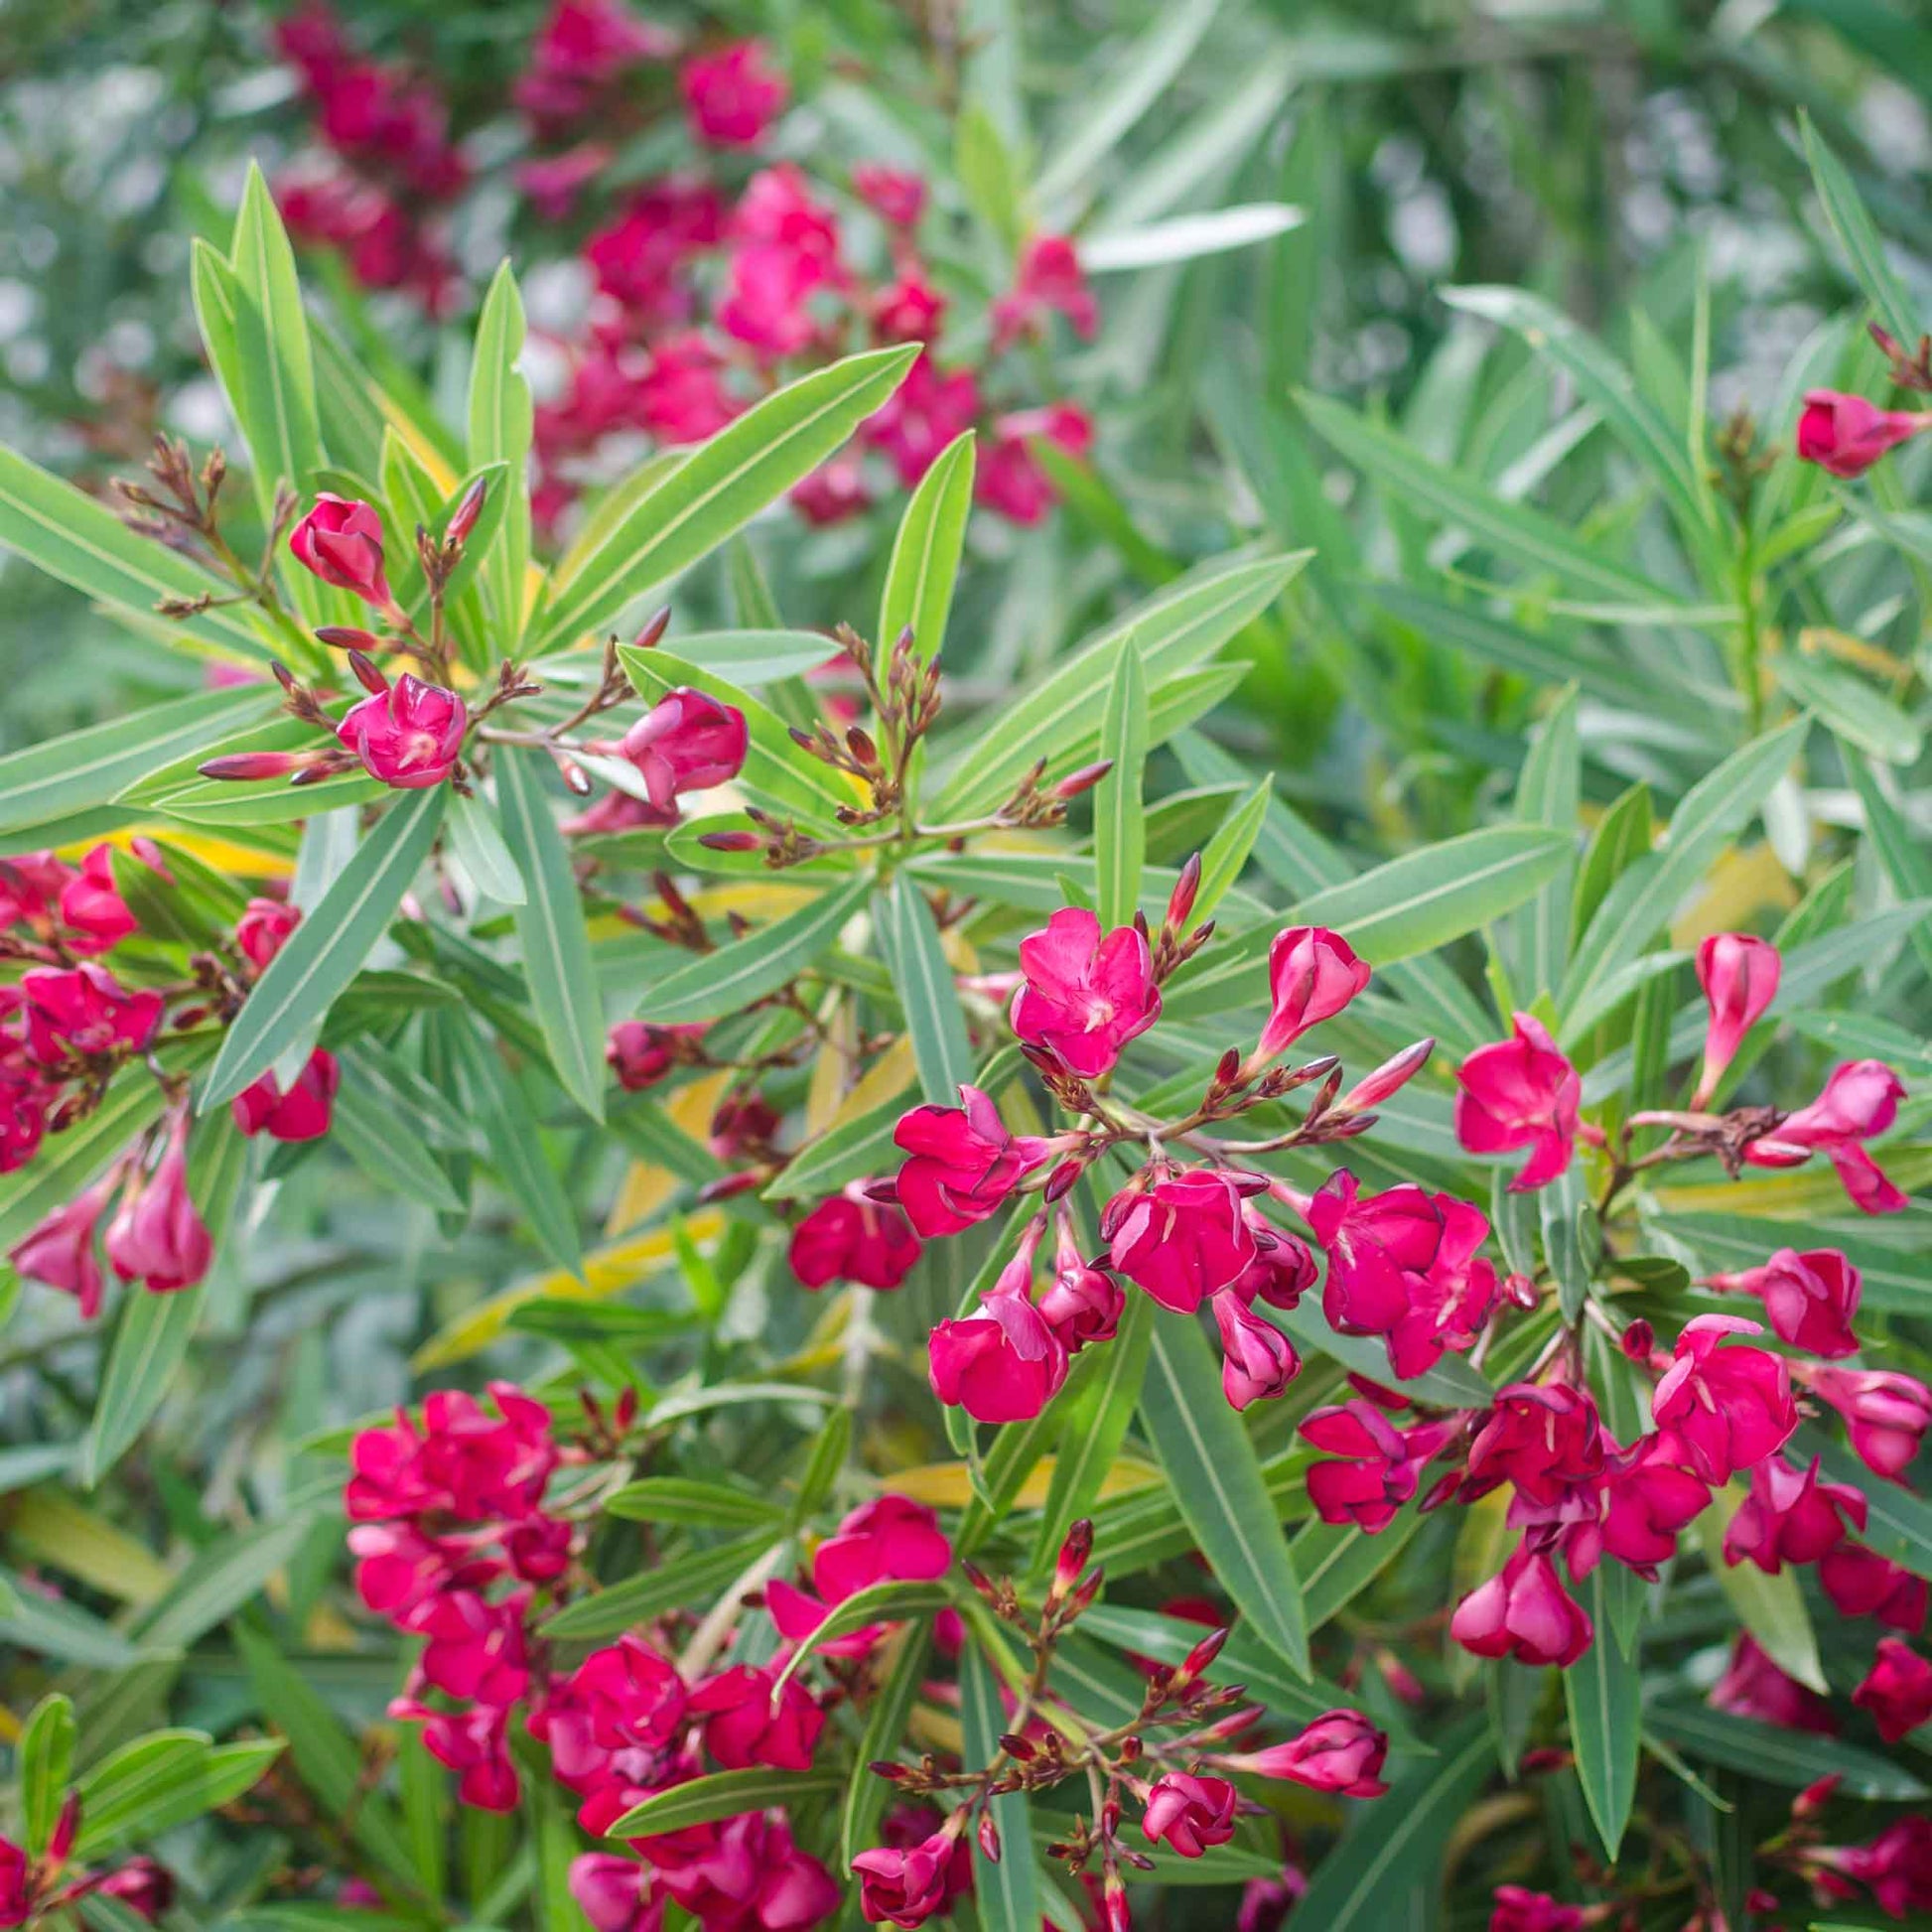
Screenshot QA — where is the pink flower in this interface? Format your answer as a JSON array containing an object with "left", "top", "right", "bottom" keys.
[
  {"left": 1797, "top": 389, "right": 1931, "bottom": 478},
  {"left": 1592, "top": 1430, "right": 1710, "bottom": 1579},
  {"left": 1382, "top": 1192, "right": 1498, "bottom": 1380},
  {"left": 892, "top": 1084, "right": 1050, "bottom": 1236},
  {"left": 992, "top": 235, "right": 1098, "bottom": 350},
  {"left": 1010, "top": 906, "right": 1161, "bottom": 1078},
  {"left": 1219, "top": 1710, "right": 1389, "bottom": 1797},
  {"left": 563, "top": 789, "right": 679, "bottom": 838},
  {"left": 1212, "top": 1293, "right": 1300, "bottom": 1410},
  {"left": 1462, "top": 1382, "right": 1605, "bottom": 1515},
  {"left": 1752, "top": 1059, "right": 1909, "bottom": 1214},
  {"left": 414, "top": 1701, "right": 520, "bottom": 1810},
  {"left": 232, "top": 1046, "right": 340, "bottom": 1143},
  {"left": 513, "top": 144, "right": 617, "bottom": 218},
  {"left": 1141, "top": 1773, "right": 1239, "bottom": 1858},
  {"left": 104, "top": 1113, "right": 211, "bottom": 1294},
  {"left": 1694, "top": 932, "right": 1780, "bottom": 1103},
  {"left": 1307, "top": 1171, "right": 1442, "bottom": 1337},
  {"left": 635, "top": 334, "right": 739, "bottom": 444},
  {"left": 567, "top": 1855, "right": 659, "bottom": 1932},
  {"left": 865, "top": 353, "right": 980, "bottom": 488},
  {"left": 0, "top": 1839, "right": 30, "bottom": 1929},
  {"left": 583, "top": 181, "right": 724, "bottom": 318},
  {"left": 688, "top": 1664, "right": 824, "bottom": 1771},
  {"left": 679, "top": 40, "right": 787, "bottom": 147},
  {"left": 1231, "top": 1210, "right": 1319, "bottom": 1310},
  {"left": 20, "top": 964, "right": 162, "bottom": 1063},
  {"left": 92, "top": 1859, "right": 173, "bottom": 1922},
  {"left": 1301, "top": 1401, "right": 1422, "bottom": 1532},
  {"left": 1821, "top": 1816, "right": 1932, "bottom": 1918},
  {"left": 1036, "top": 1212, "right": 1124, "bottom": 1350},
  {"left": 529, "top": 1634, "right": 687, "bottom": 1792},
  {"left": 1710, "top": 1246, "right": 1861, "bottom": 1358},
  {"left": 235, "top": 897, "right": 299, "bottom": 970},
  {"left": 871, "top": 274, "right": 946, "bottom": 345},
  {"left": 1489, "top": 1889, "right": 1586, "bottom": 1932},
  {"left": 1852, "top": 1637, "right": 1932, "bottom": 1741},
  {"left": 289, "top": 493, "right": 392, "bottom": 606},
  {"left": 1650, "top": 1313, "right": 1797, "bottom": 1485},
  {"left": 337, "top": 673, "right": 467, "bottom": 788},
  {"left": 718, "top": 243, "right": 832, "bottom": 358},
  {"left": 8, "top": 1176, "right": 111, "bottom": 1319},
  {"left": 607, "top": 1021, "right": 705, "bottom": 1093},
  {"left": 1256, "top": 925, "right": 1370, "bottom": 1060},
  {"left": 1806, "top": 1365, "right": 1932, "bottom": 1481},
  {"left": 975, "top": 404, "right": 1095, "bottom": 525},
  {"left": 1453, "top": 1013, "right": 1583, "bottom": 1191},
  {"left": 788, "top": 1187, "right": 922, "bottom": 1291},
  {"left": 851, "top": 1828, "right": 960, "bottom": 1926},
  {"left": 0, "top": 850, "right": 70, "bottom": 934},
  {"left": 852, "top": 165, "right": 927, "bottom": 227},
  {"left": 657, "top": 1812, "right": 839, "bottom": 1930},
  {"left": 1106, "top": 1168, "right": 1257, "bottom": 1313},
  {"left": 60, "top": 844, "right": 137, "bottom": 953},
  {"left": 769, "top": 1493, "right": 951, "bottom": 1652},
  {"left": 1449, "top": 1544, "right": 1592, "bottom": 1668},
  {"left": 928, "top": 1231, "right": 1069, "bottom": 1424},
  {"left": 1821, "top": 1544, "right": 1928, "bottom": 1633},
  {"left": 789, "top": 455, "right": 871, "bottom": 525},
  {"left": 1709, "top": 1632, "right": 1835, "bottom": 1731},
  {"left": 616, "top": 689, "right": 749, "bottom": 813},
  {"left": 1724, "top": 1454, "right": 1864, "bottom": 1572},
  {"left": 346, "top": 1382, "right": 559, "bottom": 1526}
]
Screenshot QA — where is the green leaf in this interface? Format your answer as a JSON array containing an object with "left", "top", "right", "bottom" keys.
[
  {"left": 884, "top": 876, "right": 975, "bottom": 1105},
  {"left": 542, "top": 1533, "right": 772, "bottom": 1640},
  {"left": 1564, "top": 1571, "right": 1642, "bottom": 1859},
  {"left": 19, "top": 1692, "right": 75, "bottom": 1856},
  {"left": 1777, "top": 652, "right": 1920, "bottom": 763},
  {"left": 604, "top": 1767, "right": 843, "bottom": 1840},
  {"left": 1140, "top": 1310, "right": 1309, "bottom": 1676},
  {"left": 771, "top": 1580, "right": 952, "bottom": 1698},
  {"left": 447, "top": 785, "right": 526, "bottom": 903},
  {"left": 637, "top": 873, "right": 871, "bottom": 1024},
  {"left": 1293, "top": 1503, "right": 1427, "bottom": 1631},
  {"left": 204, "top": 787, "right": 446, "bottom": 1107},
  {"left": 879, "top": 429, "right": 974, "bottom": 661},
  {"left": 603, "top": 1479, "right": 788, "bottom": 1530},
  {"left": 1511, "top": 686, "right": 1580, "bottom": 1001},
  {"left": 608, "top": 628, "right": 839, "bottom": 682},
  {"left": 1081, "top": 203, "right": 1304, "bottom": 270},
  {"left": 533, "top": 346, "right": 916, "bottom": 652},
  {"left": 1648, "top": 1700, "right": 1925, "bottom": 1800},
  {"left": 1846, "top": 752, "right": 1932, "bottom": 981},
  {"left": 1192, "top": 779, "right": 1270, "bottom": 926},
  {"left": 497, "top": 749, "right": 608, "bottom": 1122},
  {"left": 1291, "top": 1717, "right": 1490, "bottom": 1929},
  {"left": 843, "top": 1622, "right": 932, "bottom": 1866},
  {"left": 468, "top": 261, "right": 534, "bottom": 643},
  {"left": 1094, "top": 639, "right": 1149, "bottom": 929},
  {"left": 961, "top": 1644, "right": 1041, "bottom": 1931},
  {"left": 331, "top": 1078, "right": 466, "bottom": 1213},
  {"left": 1699, "top": 1491, "right": 1826, "bottom": 1692},
  {"left": 1802, "top": 113, "right": 1920, "bottom": 349},
  {"left": 74, "top": 1732, "right": 283, "bottom": 1856}
]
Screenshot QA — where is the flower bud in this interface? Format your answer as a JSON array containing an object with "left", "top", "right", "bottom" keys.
[
  {"left": 1051, "top": 1519, "right": 1093, "bottom": 1601},
  {"left": 1051, "top": 759, "right": 1112, "bottom": 800},
  {"left": 633, "top": 607, "right": 672, "bottom": 651},
  {"left": 698, "top": 831, "right": 761, "bottom": 852},
  {"left": 1337, "top": 1037, "right": 1435, "bottom": 1114},
  {"left": 1620, "top": 1317, "right": 1655, "bottom": 1360},
  {"left": 1166, "top": 853, "right": 1201, "bottom": 934},
  {"left": 288, "top": 493, "right": 392, "bottom": 607},
  {"left": 197, "top": 751, "right": 303, "bottom": 782},
  {"left": 48, "top": 1790, "right": 80, "bottom": 1864},
  {"left": 346, "top": 648, "right": 388, "bottom": 694},
  {"left": 976, "top": 1811, "right": 1002, "bottom": 1863},
  {"left": 315, "top": 625, "right": 378, "bottom": 651},
  {"left": 446, "top": 476, "right": 488, "bottom": 545}
]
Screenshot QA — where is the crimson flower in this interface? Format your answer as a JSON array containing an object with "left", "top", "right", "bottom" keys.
[
  {"left": 232, "top": 1046, "right": 340, "bottom": 1143},
  {"left": 1724, "top": 1454, "right": 1865, "bottom": 1573},
  {"left": 788, "top": 1187, "right": 922, "bottom": 1292},
  {"left": 1256, "top": 924, "right": 1369, "bottom": 1060},
  {"left": 20, "top": 963, "right": 162, "bottom": 1064},
  {"left": 1821, "top": 1544, "right": 1928, "bottom": 1633},
  {"left": 1141, "top": 1773, "right": 1239, "bottom": 1858},
  {"left": 1220, "top": 1709, "right": 1389, "bottom": 1797},
  {"left": 1010, "top": 906, "right": 1160, "bottom": 1078},
  {"left": 8, "top": 1176, "right": 111, "bottom": 1319},
  {"left": 1797, "top": 389, "right": 1931, "bottom": 477},
  {"left": 851, "top": 1827, "right": 962, "bottom": 1927},
  {"left": 768, "top": 1493, "right": 950, "bottom": 1653},
  {"left": 1749, "top": 1058, "right": 1909, "bottom": 1214},
  {"left": 1694, "top": 931, "right": 1780, "bottom": 1103},
  {"left": 616, "top": 688, "right": 749, "bottom": 811},
  {"left": 104, "top": 1112, "right": 211, "bottom": 1294},
  {"left": 1211, "top": 1293, "right": 1300, "bottom": 1410},
  {"left": 1805, "top": 1365, "right": 1932, "bottom": 1481},
  {"left": 1709, "top": 1633, "right": 1835, "bottom": 1732},
  {"left": 892, "top": 1085, "right": 1051, "bottom": 1236},
  {"left": 1710, "top": 1245, "right": 1861, "bottom": 1357},
  {"left": 679, "top": 40, "right": 787, "bottom": 148},
  {"left": 688, "top": 1663, "right": 824, "bottom": 1771},
  {"left": 1449, "top": 1543, "right": 1592, "bottom": 1668},
  {"left": 1106, "top": 1167, "right": 1256, "bottom": 1313},
  {"left": 1301, "top": 1400, "right": 1423, "bottom": 1533},
  {"left": 1853, "top": 1637, "right": 1932, "bottom": 1741},
  {"left": 1453, "top": 1012, "right": 1582, "bottom": 1191},
  {"left": 1650, "top": 1313, "right": 1796, "bottom": 1485},
  {"left": 337, "top": 673, "right": 467, "bottom": 788}
]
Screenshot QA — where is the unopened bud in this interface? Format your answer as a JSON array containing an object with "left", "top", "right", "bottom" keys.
[
  {"left": 698, "top": 831, "right": 761, "bottom": 853},
  {"left": 694, "top": 1172, "right": 764, "bottom": 1204},
  {"left": 1052, "top": 1518, "right": 1094, "bottom": 1598},
  {"left": 1620, "top": 1317, "right": 1654, "bottom": 1360},
  {"left": 446, "top": 476, "right": 488, "bottom": 545},
  {"left": 846, "top": 726, "right": 880, "bottom": 768},
  {"left": 1337, "top": 1037, "right": 1434, "bottom": 1113},
  {"left": 271, "top": 661, "right": 299, "bottom": 694},
  {"left": 634, "top": 607, "right": 672, "bottom": 651},
  {"left": 1173, "top": 1624, "right": 1230, "bottom": 1690},
  {"left": 1042, "top": 1157, "right": 1084, "bottom": 1204},
  {"left": 346, "top": 648, "right": 388, "bottom": 694},
  {"left": 550, "top": 750, "right": 593, "bottom": 795},
  {"left": 1167, "top": 853, "right": 1200, "bottom": 933},
  {"left": 1503, "top": 1272, "right": 1539, "bottom": 1311},
  {"left": 198, "top": 751, "right": 303, "bottom": 781},
  {"left": 1052, "top": 759, "right": 1112, "bottom": 801},
  {"left": 998, "top": 1732, "right": 1035, "bottom": 1761},
  {"left": 1066, "top": 1569, "right": 1105, "bottom": 1618},
  {"left": 962, "top": 1561, "right": 997, "bottom": 1604},
  {"left": 977, "top": 1811, "right": 1002, "bottom": 1862},
  {"left": 1419, "top": 1469, "right": 1462, "bottom": 1513},
  {"left": 1794, "top": 1773, "right": 1842, "bottom": 1818},
  {"left": 614, "top": 1387, "right": 638, "bottom": 1431},
  {"left": 868, "top": 1759, "right": 910, "bottom": 1782},
  {"left": 48, "top": 1791, "right": 80, "bottom": 1865},
  {"left": 315, "top": 625, "right": 377, "bottom": 650}
]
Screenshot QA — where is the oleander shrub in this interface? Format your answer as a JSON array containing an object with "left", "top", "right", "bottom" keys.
[{"left": 6, "top": 10, "right": 1932, "bottom": 1932}]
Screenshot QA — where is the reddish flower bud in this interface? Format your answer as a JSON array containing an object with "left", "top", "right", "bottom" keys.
[
  {"left": 1694, "top": 932, "right": 1780, "bottom": 1104},
  {"left": 1797, "top": 389, "right": 1931, "bottom": 478},
  {"left": 346, "top": 648, "right": 389, "bottom": 694},
  {"left": 1212, "top": 1292, "right": 1300, "bottom": 1410},
  {"left": 198, "top": 751, "right": 304, "bottom": 782},
  {"left": 1620, "top": 1316, "right": 1654, "bottom": 1360},
  {"left": 1167, "top": 854, "right": 1201, "bottom": 934},
  {"left": 1257, "top": 926, "right": 1370, "bottom": 1060},
  {"left": 1337, "top": 1037, "right": 1434, "bottom": 1114},
  {"left": 104, "top": 1111, "right": 211, "bottom": 1294},
  {"left": 235, "top": 897, "right": 299, "bottom": 970},
  {"left": 1050, "top": 759, "right": 1112, "bottom": 801},
  {"left": 1450, "top": 1543, "right": 1592, "bottom": 1668},
  {"left": 1220, "top": 1709, "right": 1389, "bottom": 1798},
  {"left": 446, "top": 476, "right": 488, "bottom": 545},
  {"left": 315, "top": 625, "right": 378, "bottom": 651},
  {"left": 288, "top": 492, "right": 392, "bottom": 607},
  {"left": 975, "top": 1810, "right": 1001, "bottom": 1863},
  {"left": 698, "top": 830, "right": 761, "bottom": 852}
]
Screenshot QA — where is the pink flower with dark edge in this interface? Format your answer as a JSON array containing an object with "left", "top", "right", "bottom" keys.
[
  {"left": 528, "top": 1634, "right": 687, "bottom": 1792},
  {"left": 567, "top": 1855, "right": 659, "bottom": 1932},
  {"left": 1141, "top": 1773, "right": 1239, "bottom": 1858},
  {"left": 1449, "top": 1544, "right": 1592, "bottom": 1667},
  {"left": 232, "top": 1045, "right": 341, "bottom": 1143},
  {"left": 1302, "top": 1400, "right": 1422, "bottom": 1532},
  {"left": 1751, "top": 1058, "right": 1910, "bottom": 1214},
  {"left": 1804, "top": 1365, "right": 1932, "bottom": 1481},
  {"left": 892, "top": 1084, "right": 1051, "bottom": 1236},
  {"left": 679, "top": 40, "right": 786, "bottom": 147},
  {"left": 928, "top": 1219, "right": 1069, "bottom": 1423},
  {"left": 104, "top": 1112, "right": 211, "bottom": 1294},
  {"left": 606, "top": 1021, "right": 705, "bottom": 1093},
  {"left": 1106, "top": 1167, "right": 1256, "bottom": 1313},
  {"left": 687, "top": 1663, "right": 824, "bottom": 1770},
  {"left": 289, "top": 493, "right": 393, "bottom": 605},
  {"left": 1709, "top": 1246, "right": 1861, "bottom": 1358},
  {"left": 853, "top": 164, "right": 926, "bottom": 226},
  {"left": 1010, "top": 905, "right": 1161, "bottom": 1078},
  {"left": 1821, "top": 1544, "right": 1929, "bottom": 1633},
  {"left": 1489, "top": 1889, "right": 1586, "bottom": 1932},
  {"left": 8, "top": 1175, "right": 112, "bottom": 1320},
  {"left": 1821, "top": 1816, "right": 1932, "bottom": 1918},
  {"left": 1212, "top": 1293, "right": 1300, "bottom": 1410},
  {"left": 1591, "top": 1429, "right": 1710, "bottom": 1580},
  {"left": 851, "top": 1827, "right": 961, "bottom": 1926},
  {"left": 1709, "top": 1632, "right": 1836, "bottom": 1731},
  {"left": 1852, "top": 1637, "right": 1932, "bottom": 1741},
  {"left": 337, "top": 673, "right": 467, "bottom": 788},
  {"left": 788, "top": 1187, "right": 922, "bottom": 1292},
  {"left": 992, "top": 235, "right": 1098, "bottom": 350},
  {"left": 1797, "top": 389, "right": 1931, "bottom": 478},
  {"left": 614, "top": 688, "right": 749, "bottom": 811},
  {"left": 1219, "top": 1709, "right": 1389, "bottom": 1797},
  {"left": 1231, "top": 1209, "right": 1319, "bottom": 1310},
  {"left": 20, "top": 963, "right": 162, "bottom": 1064},
  {"left": 59, "top": 843, "right": 137, "bottom": 953},
  {"left": 1036, "top": 1210, "right": 1124, "bottom": 1350},
  {"left": 1724, "top": 1454, "right": 1865, "bottom": 1573},
  {"left": 1694, "top": 932, "right": 1780, "bottom": 1103},
  {"left": 768, "top": 1493, "right": 952, "bottom": 1651},
  {"left": 1453, "top": 1012, "right": 1583, "bottom": 1191},
  {"left": 1256, "top": 925, "right": 1370, "bottom": 1060},
  {"left": 1650, "top": 1313, "right": 1796, "bottom": 1486},
  {"left": 1305, "top": 1171, "right": 1442, "bottom": 1338},
  {"left": 236, "top": 897, "right": 299, "bottom": 970},
  {"left": 1461, "top": 1382, "right": 1604, "bottom": 1514}
]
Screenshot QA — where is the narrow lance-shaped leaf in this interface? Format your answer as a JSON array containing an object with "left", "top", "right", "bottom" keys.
[
  {"left": 18, "top": 1693, "right": 75, "bottom": 1856},
  {"left": 879, "top": 429, "right": 975, "bottom": 661},
  {"left": 1094, "top": 638, "right": 1149, "bottom": 929},
  {"left": 960, "top": 1644, "right": 1042, "bottom": 1931},
  {"left": 885, "top": 876, "right": 975, "bottom": 1104},
  {"left": 1565, "top": 1571, "right": 1642, "bottom": 1859},
  {"left": 1802, "top": 113, "right": 1921, "bottom": 350},
  {"left": 468, "top": 261, "right": 534, "bottom": 643}
]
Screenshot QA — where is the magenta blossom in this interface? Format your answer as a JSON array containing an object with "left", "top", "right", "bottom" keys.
[
  {"left": 1450, "top": 1543, "right": 1592, "bottom": 1668},
  {"left": 528, "top": 1634, "right": 687, "bottom": 1793},
  {"left": 1489, "top": 1889, "right": 1587, "bottom": 1932},
  {"left": 607, "top": 1021, "right": 705, "bottom": 1093},
  {"left": 1256, "top": 924, "right": 1370, "bottom": 1061},
  {"left": 236, "top": 896, "right": 299, "bottom": 970},
  {"left": 1694, "top": 932, "right": 1780, "bottom": 1103},
  {"left": 688, "top": 1663, "right": 824, "bottom": 1771},
  {"left": 788, "top": 1187, "right": 922, "bottom": 1292},
  {"left": 1821, "top": 1544, "right": 1928, "bottom": 1633},
  {"left": 289, "top": 492, "right": 393, "bottom": 605},
  {"left": 991, "top": 235, "right": 1098, "bottom": 350},
  {"left": 768, "top": 1493, "right": 951, "bottom": 1652},
  {"left": 1141, "top": 1773, "right": 1239, "bottom": 1859},
  {"left": 1797, "top": 389, "right": 1931, "bottom": 478},
  {"left": 679, "top": 40, "right": 786, "bottom": 147},
  {"left": 1306, "top": 1171, "right": 1441, "bottom": 1337},
  {"left": 1301, "top": 1400, "right": 1424, "bottom": 1533},
  {"left": 1804, "top": 1365, "right": 1932, "bottom": 1481},
  {"left": 566, "top": 1855, "right": 657, "bottom": 1932},
  {"left": 852, "top": 164, "right": 927, "bottom": 227},
  {"left": 1710, "top": 1633, "right": 1835, "bottom": 1732},
  {"left": 1724, "top": 1454, "right": 1865, "bottom": 1573},
  {"left": 1219, "top": 1709, "right": 1389, "bottom": 1798},
  {"left": 1036, "top": 1210, "right": 1124, "bottom": 1350},
  {"left": 1461, "top": 1382, "right": 1605, "bottom": 1516},
  {"left": 928, "top": 1222, "right": 1068, "bottom": 1423},
  {"left": 615, "top": 688, "right": 749, "bottom": 812},
  {"left": 60, "top": 843, "right": 138, "bottom": 953},
  {"left": 1650, "top": 1313, "right": 1796, "bottom": 1486},
  {"left": 1590, "top": 1429, "right": 1710, "bottom": 1580},
  {"left": 1212, "top": 1293, "right": 1300, "bottom": 1410},
  {"left": 1106, "top": 1167, "right": 1257, "bottom": 1313},
  {"left": 1817, "top": 1816, "right": 1932, "bottom": 1919},
  {"left": 1750, "top": 1058, "right": 1909, "bottom": 1214},
  {"left": 1853, "top": 1637, "right": 1932, "bottom": 1741},
  {"left": 892, "top": 1084, "right": 1051, "bottom": 1236},
  {"left": 852, "top": 1826, "right": 958, "bottom": 1927},
  {"left": 1010, "top": 906, "right": 1161, "bottom": 1078},
  {"left": 104, "top": 1112, "right": 211, "bottom": 1294},
  {"left": 337, "top": 673, "right": 467, "bottom": 788},
  {"left": 8, "top": 1175, "right": 112, "bottom": 1319},
  {"left": 232, "top": 1045, "right": 340, "bottom": 1143},
  {"left": 1709, "top": 1245, "right": 1861, "bottom": 1358},
  {"left": 1453, "top": 1012, "right": 1583, "bottom": 1191},
  {"left": 20, "top": 963, "right": 162, "bottom": 1064}
]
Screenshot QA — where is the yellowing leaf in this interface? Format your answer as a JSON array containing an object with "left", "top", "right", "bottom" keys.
[
  {"left": 1668, "top": 842, "right": 1797, "bottom": 947},
  {"left": 378, "top": 397, "right": 461, "bottom": 494},
  {"left": 60, "top": 825, "right": 294, "bottom": 881},
  {"left": 6, "top": 1491, "right": 173, "bottom": 1603},
  {"left": 410, "top": 1210, "right": 726, "bottom": 1371},
  {"left": 604, "top": 1071, "right": 732, "bottom": 1236},
  {"left": 1654, "top": 1147, "right": 1932, "bottom": 1217},
  {"left": 888, "top": 1453, "right": 1163, "bottom": 1511}
]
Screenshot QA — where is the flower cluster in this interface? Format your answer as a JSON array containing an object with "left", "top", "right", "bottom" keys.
[{"left": 0, "top": 1800, "right": 172, "bottom": 1929}]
